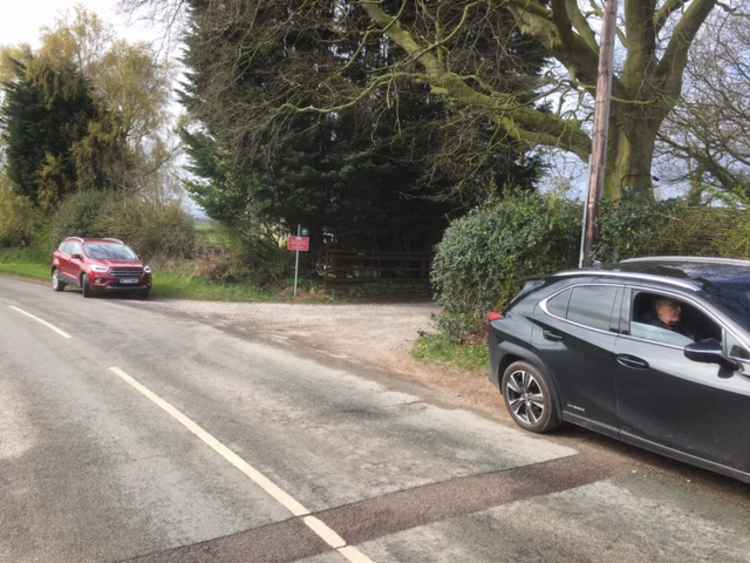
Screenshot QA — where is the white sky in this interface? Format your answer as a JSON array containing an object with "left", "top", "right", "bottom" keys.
[{"left": 0, "top": 1, "right": 163, "bottom": 49}]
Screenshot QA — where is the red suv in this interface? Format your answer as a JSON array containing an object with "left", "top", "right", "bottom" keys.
[{"left": 51, "top": 237, "right": 152, "bottom": 299}]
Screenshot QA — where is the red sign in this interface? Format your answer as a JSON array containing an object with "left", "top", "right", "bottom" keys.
[{"left": 287, "top": 236, "right": 310, "bottom": 252}]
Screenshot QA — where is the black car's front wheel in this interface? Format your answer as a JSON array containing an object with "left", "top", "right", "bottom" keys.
[{"left": 501, "top": 361, "right": 560, "bottom": 433}]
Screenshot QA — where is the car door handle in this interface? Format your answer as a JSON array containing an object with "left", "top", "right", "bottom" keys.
[
  {"left": 617, "top": 354, "right": 650, "bottom": 370},
  {"left": 543, "top": 330, "right": 564, "bottom": 342}
]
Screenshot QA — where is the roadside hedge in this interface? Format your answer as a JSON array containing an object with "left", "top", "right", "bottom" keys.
[
  {"left": 0, "top": 187, "right": 39, "bottom": 247},
  {"left": 595, "top": 199, "right": 741, "bottom": 261},
  {"left": 50, "top": 191, "right": 195, "bottom": 260},
  {"left": 431, "top": 191, "right": 581, "bottom": 340},
  {"left": 432, "top": 193, "right": 749, "bottom": 341}
]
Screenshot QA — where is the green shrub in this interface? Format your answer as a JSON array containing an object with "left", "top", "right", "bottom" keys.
[
  {"left": 432, "top": 191, "right": 581, "bottom": 340},
  {"left": 719, "top": 210, "right": 750, "bottom": 259},
  {"left": 50, "top": 191, "right": 195, "bottom": 260},
  {"left": 93, "top": 197, "right": 195, "bottom": 260},
  {"left": 49, "top": 190, "right": 109, "bottom": 244},
  {"left": 433, "top": 192, "right": 748, "bottom": 342},
  {"left": 0, "top": 188, "right": 38, "bottom": 246},
  {"left": 195, "top": 227, "right": 289, "bottom": 288},
  {"left": 595, "top": 199, "right": 743, "bottom": 262}
]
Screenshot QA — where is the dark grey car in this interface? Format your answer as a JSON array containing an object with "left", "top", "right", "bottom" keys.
[{"left": 487, "top": 257, "right": 750, "bottom": 483}]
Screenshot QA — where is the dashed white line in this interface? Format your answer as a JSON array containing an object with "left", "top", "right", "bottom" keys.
[
  {"left": 108, "top": 366, "right": 374, "bottom": 563},
  {"left": 9, "top": 305, "right": 72, "bottom": 339}
]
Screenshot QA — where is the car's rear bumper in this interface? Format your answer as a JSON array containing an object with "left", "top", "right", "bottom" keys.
[{"left": 487, "top": 325, "right": 502, "bottom": 388}]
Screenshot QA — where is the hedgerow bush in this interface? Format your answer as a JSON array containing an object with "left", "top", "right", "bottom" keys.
[
  {"left": 432, "top": 193, "right": 748, "bottom": 342},
  {"left": 595, "top": 199, "right": 741, "bottom": 262},
  {"left": 0, "top": 187, "right": 39, "bottom": 246},
  {"left": 722, "top": 211, "right": 750, "bottom": 258},
  {"left": 194, "top": 226, "right": 289, "bottom": 287},
  {"left": 431, "top": 191, "right": 581, "bottom": 340},
  {"left": 50, "top": 191, "right": 195, "bottom": 260}
]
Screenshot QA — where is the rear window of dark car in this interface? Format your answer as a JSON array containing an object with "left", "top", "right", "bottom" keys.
[
  {"left": 566, "top": 285, "right": 619, "bottom": 331},
  {"left": 505, "top": 279, "right": 547, "bottom": 312},
  {"left": 546, "top": 289, "right": 571, "bottom": 318}
]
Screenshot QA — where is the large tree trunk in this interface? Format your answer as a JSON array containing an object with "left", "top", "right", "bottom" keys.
[{"left": 604, "top": 118, "right": 659, "bottom": 201}]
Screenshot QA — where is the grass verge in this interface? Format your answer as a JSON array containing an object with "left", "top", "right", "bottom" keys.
[
  {"left": 0, "top": 248, "right": 274, "bottom": 302},
  {"left": 412, "top": 333, "right": 489, "bottom": 373},
  {"left": 151, "top": 272, "right": 273, "bottom": 302},
  {"left": 0, "top": 249, "right": 49, "bottom": 281}
]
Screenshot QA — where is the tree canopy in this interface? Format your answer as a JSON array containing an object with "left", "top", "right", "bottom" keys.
[
  {"left": 0, "top": 6, "right": 175, "bottom": 209},
  {"left": 134, "top": 0, "right": 549, "bottom": 251},
  {"left": 124, "top": 0, "right": 731, "bottom": 205}
]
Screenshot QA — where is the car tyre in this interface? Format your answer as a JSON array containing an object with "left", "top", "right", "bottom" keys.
[
  {"left": 81, "top": 274, "right": 95, "bottom": 298},
  {"left": 52, "top": 269, "right": 65, "bottom": 292},
  {"left": 501, "top": 361, "right": 560, "bottom": 433}
]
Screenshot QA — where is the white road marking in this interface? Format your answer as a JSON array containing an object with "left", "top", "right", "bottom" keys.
[
  {"left": 339, "top": 546, "right": 377, "bottom": 563},
  {"left": 9, "top": 306, "right": 72, "bottom": 339},
  {"left": 108, "top": 366, "right": 374, "bottom": 563},
  {"left": 303, "top": 516, "right": 347, "bottom": 549}
]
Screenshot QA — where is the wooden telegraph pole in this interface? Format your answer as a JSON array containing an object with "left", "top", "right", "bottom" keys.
[{"left": 580, "top": 0, "right": 619, "bottom": 268}]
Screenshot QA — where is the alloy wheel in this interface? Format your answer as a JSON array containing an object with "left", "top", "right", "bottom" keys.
[{"left": 505, "top": 369, "right": 546, "bottom": 425}]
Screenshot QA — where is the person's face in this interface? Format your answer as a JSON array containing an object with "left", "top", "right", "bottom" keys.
[{"left": 657, "top": 303, "right": 682, "bottom": 327}]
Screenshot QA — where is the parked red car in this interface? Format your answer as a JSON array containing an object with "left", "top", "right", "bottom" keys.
[{"left": 51, "top": 237, "right": 152, "bottom": 299}]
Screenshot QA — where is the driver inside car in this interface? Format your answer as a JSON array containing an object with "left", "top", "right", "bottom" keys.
[{"left": 642, "top": 297, "right": 696, "bottom": 341}]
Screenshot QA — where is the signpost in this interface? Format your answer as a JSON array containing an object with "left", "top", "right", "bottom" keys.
[{"left": 288, "top": 225, "right": 310, "bottom": 297}]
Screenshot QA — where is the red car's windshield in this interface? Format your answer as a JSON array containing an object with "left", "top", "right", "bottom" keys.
[{"left": 83, "top": 243, "right": 138, "bottom": 261}]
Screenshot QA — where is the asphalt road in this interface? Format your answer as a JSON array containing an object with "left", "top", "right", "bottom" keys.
[{"left": 1, "top": 276, "right": 749, "bottom": 563}]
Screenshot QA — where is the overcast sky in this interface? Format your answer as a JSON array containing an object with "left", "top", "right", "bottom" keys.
[{"left": 0, "top": 1, "right": 163, "bottom": 48}]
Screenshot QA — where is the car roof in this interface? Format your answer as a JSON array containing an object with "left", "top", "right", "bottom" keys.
[
  {"left": 66, "top": 237, "right": 125, "bottom": 245},
  {"left": 551, "top": 256, "right": 750, "bottom": 292},
  {"left": 617, "top": 257, "right": 750, "bottom": 287}
]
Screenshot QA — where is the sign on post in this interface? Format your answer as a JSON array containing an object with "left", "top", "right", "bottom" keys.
[
  {"left": 289, "top": 226, "right": 310, "bottom": 297},
  {"left": 287, "top": 236, "right": 310, "bottom": 252}
]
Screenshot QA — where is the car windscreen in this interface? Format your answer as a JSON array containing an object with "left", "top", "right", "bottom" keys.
[{"left": 83, "top": 243, "right": 137, "bottom": 261}]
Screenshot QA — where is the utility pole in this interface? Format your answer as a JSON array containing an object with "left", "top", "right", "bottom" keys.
[{"left": 580, "top": 0, "right": 619, "bottom": 268}]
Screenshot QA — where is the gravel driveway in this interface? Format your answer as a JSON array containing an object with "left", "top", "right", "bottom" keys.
[{"left": 147, "top": 300, "right": 439, "bottom": 367}]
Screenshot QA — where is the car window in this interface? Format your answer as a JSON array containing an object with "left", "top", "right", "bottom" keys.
[
  {"left": 567, "top": 285, "right": 619, "bottom": 331},
  {"left": 726, "top": 332, "right": 750, "bottom": 361},
  {"left": 69, "top": 242, "right": 82, "bottom": 256},
  {"left": 630, "top": 292, "right": 721, "bottom": 346},
  {"left": 83, "top": 243, "right": 137, "bottom": 260},
  {"left": 546, "top": 289, "right": 571, "bottom": 318}
]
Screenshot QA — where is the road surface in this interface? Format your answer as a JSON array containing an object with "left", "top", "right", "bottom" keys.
[{"left": 1, "top": 276, "right": 749, "bottom": 563}]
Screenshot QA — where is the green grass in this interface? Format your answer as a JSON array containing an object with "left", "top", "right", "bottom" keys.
[
  {"left": 0, "top": 248, "right": 50, "bottom": 281},
  {"left": 412, "top": 333, "right": 489, "bottom": 373},
  {"left": 151, "top": 271, "right": 274, "bottom": 302}
]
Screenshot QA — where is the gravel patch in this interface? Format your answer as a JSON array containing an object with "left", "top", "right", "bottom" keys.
[{"left": 147, "top": 301, "right": 440, "bottom": 367}]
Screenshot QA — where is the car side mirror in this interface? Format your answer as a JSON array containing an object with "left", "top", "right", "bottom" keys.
[
  {"left": 72, "top": 253, "right": 84, "bottom": 261},
  {"left": 684, "top": 339, "right": 728, "bottom": 365}
]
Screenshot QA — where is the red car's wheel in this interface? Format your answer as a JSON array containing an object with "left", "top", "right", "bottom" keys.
[
  {"left": 81, "top": 274, "right": 96, "bottom": 298},
  {"left": 51, "top": 269, "right": 65, "bottom": 292}
]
